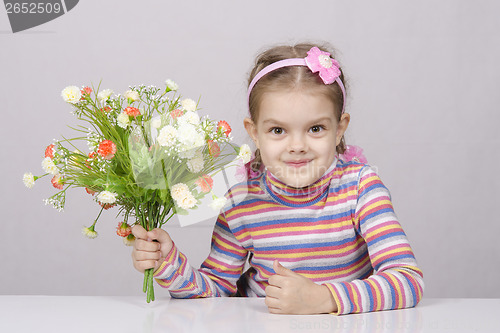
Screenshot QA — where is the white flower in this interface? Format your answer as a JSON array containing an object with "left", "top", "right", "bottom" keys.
[
  {"left": 82, "top": 226, "right": 98, "bottom": 239},
  {"left": 178, "top": 111, "right": 200, "bottom": 126},
  {"left": 181, "top": 98, "right": 197, "bottom": 112},
  {"left": 176, "top": 193, "right": 197, "bottom": 210},
  {"left": 170, "top": 183, "right": 197, "bottom": 210},
  {"left": 42, "top": 157, "right": 59, "bottom": 175},
  {"left": 157, "top": 125, "right": 177, "bottom": 147},
  {"left": 151, "top": 117, "right": 162, "bottom": 129},
  {"left": 165, "top": 79, "right": 179, "bottom": 91},
  {"left": 187, "top": 154, "right": 204, "bottom": 173},
  {"left": 178, "top": 132, "right": 205, "bottom": 159},
  {"left": 44, "top": 198, "right": 64, "bottom": 212},
  {"left": 117, "top": 112, "right": 131, "bottom": 129},
  {"left": 238, "top": 144, "right": 252, "bottom": 164},
  {"left": 61, "top": 86, "right": 82, "bottom": 104},
  {"left": 123, "top": 90, "right": 140, "bottom": 101},
  {"left": 170, "top": 183, "right": 190, "bottom": 202},
  {"left": 97, "top": 190, "right": 118, "bottom": 204},
  {"left": 97, "top": 89, "right": 113, "bottom": 102},
  {"left": 23, "top": 172, "right": 35, "bottom": 188},
  {"left": 209, "top": 196, "right": 227, "bottom": 211},
  {"left": 177, "top": 123, "right": 205, "bottom": 150},
  {"left": 123, "top": 235, "right": 135, "bottom": 246}
]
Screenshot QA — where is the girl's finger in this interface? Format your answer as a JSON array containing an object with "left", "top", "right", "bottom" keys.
[
  {"left": 265, "top": 285, "right": 281, "bottom": 298},
  {"left": 134, "top": 250, "right": 161, "bottom": 261},
  {"left": 134, "top": 239, "right": 161, "bottom": 252}
]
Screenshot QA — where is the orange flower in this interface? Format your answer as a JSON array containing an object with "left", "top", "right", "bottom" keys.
[
  {"left": 51, "top": 174, "right": 64, "bottom": 190},
  {"left": 81, "top": 86, "right": 92, "bottom": 96},
  {"left": 100, "top": 106, "right": 112, "bottom": 113},
  {"left": 171, "top": 109, "right": 184, "bottom": 120},
  {"left": 99, "top": 202, "right": 116, "bottom": 210},
  {"left": 195, "top": 174, "right": 213, "bottom": 193},
  {"left": 124, "top": 106, "right": 140, "bottom": 118},
  {"left": 97, "top": 140, "right": 117, "bottom": 160},
  {"left": 116, "top": 222, "right": 132, "bottom": 237},
  {"left": 44, "top": 144, "right": 55, "bottom": 159},
  {"left": 208, "top": 140, "right": 221, "bottom": 157},
  {"left": 85, "top": 187, "right": 96, "bottom": 195},
  {"left": 217, "top": 120, "right": 232, "bottom": 137}
]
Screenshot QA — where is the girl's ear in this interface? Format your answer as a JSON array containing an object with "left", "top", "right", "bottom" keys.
[
  {"left": 243, "top": 117, "right": 260, "bottom": 149},
  {"left": 336, "top": 113, "right": 350, "bottom": 146}
]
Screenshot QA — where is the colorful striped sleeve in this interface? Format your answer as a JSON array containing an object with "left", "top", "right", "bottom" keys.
[
  {"left": 153, "top": 212, "right": 248, "bottom": 298},
  {"left": 325, "top": 165, "right": 424, "bottom": 315}
]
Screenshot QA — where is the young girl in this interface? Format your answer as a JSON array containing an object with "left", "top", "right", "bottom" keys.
[{"left": 131, "top": 43, "right": 424, "bottom": 315}]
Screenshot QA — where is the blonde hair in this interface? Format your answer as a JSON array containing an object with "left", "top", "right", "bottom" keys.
[{"left": 247, "top": 42, "right": 347, "bottom": 172}]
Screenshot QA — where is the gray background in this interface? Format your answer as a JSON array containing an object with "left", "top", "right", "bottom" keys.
[{"left": 1, "top": 0, "right": 499, "bottom": 298}]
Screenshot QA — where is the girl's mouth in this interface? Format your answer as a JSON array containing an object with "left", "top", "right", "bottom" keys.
[{"left": 285, "top": 160, "right": 311, "bottom": 168}]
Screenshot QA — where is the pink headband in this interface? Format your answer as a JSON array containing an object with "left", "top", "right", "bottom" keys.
[{"left": 247, "top": 47, "right": 346, "bottom": 113}]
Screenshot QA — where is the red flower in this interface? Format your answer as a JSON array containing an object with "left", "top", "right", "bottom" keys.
[
  {"left": 124, "top": 106, "right": 141, "bottom": 118},
  {"left": 217, "top": 120, "right": 232, "bottom": 137},
  {"left": 85, "top": 187, "right": 96, "bottom": 196},
  {"left": 81, "top": 86, "right": 92, "bottom": 97},
  {"left": 207, "top": 140, "right": 220, "bottom": 157},
  {"left": 44, "top": 144, "right": 55, "bottom": 159},
  {"left": 195, "top": 174, "right": 214, "bottom": 193},
  {"left": 97, "top": 140, "right": 117, "bottom": 160},
  {"left": 116, "top": 222, "right": 132, "bottom": 237},
  {"left": 50, "top": 174, "right": 64, "bottom": 190},
  {"left": 171, "top": 109, "right": 184, "bottom": 120},
  {"left": 99, "top": 202, "right": 116, "bottom": 210},
  {"left": 100, "top": 106, "right": 112, "bottom": 113}
]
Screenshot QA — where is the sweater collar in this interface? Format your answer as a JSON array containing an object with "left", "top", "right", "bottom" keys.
[{"left": 263, "top": 158, "right": 337, "bottom": 207}]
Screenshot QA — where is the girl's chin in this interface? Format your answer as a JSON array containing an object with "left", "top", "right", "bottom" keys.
[{"left": 280, "top": 175, "right": 318, "bottom": 189}]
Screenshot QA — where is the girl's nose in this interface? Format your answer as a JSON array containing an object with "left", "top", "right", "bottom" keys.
[{"left": 288, "top": 133, "right": 307, "bottom": 153}]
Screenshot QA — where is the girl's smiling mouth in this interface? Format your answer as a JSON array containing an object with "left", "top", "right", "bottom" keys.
[{"left": 285, "top": 159, "right": 312, "bottom": 168}]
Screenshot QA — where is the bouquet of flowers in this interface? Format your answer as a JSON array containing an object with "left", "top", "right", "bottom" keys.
[{"left": 23, "top": 80, "right": 250, "bottom": 302}]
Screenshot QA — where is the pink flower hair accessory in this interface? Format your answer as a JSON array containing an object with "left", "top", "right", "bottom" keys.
[
  {"left": 247, "top": 46, "right": 346, "bottom": 113},
  {"left": 235, "top": 151, "right": 263, "bottom": 182},
  {"left": 339, "top": 145, "right": 368, "bottom": 164},
  {"left": 304, "top": 47, "right": 341, "bottom": 85}
]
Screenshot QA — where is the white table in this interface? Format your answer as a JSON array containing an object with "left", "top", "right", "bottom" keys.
[{"left": 0, "top": 296, "right": 499, "bottom": 332}]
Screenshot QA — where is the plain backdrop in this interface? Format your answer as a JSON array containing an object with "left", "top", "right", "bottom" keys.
[{"left": 1, "top": 0, "right": 499, "bottom": 299}]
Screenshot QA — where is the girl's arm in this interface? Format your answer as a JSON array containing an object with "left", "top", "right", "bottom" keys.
[
  {"left": 324, "top": 165, "right": 424, "bottom": 315},
  {"left": 152, "top": 213, "right": 248, "bottom": 298}
]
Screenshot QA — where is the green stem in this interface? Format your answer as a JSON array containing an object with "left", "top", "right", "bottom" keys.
[
  {"left": 143, "top": 268, "right": 149, "bottom": 293},
  {"left": 147, "top": 269, "right": 155, "bottom": 303},
  {"left": 159, "top": 209, "right": 174, "bottom": 228},
  {"left": 136, "top": 202, "right": 159, "bottom": 303},
  {"left": 91, "top": 206, "right": 105, "bottom": 227}
]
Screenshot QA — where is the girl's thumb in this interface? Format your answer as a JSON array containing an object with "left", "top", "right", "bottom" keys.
[
  {"left": 273, "top": 259, "right": 294, "bottom": 276},
  {"left": 147, "top": 228, "right": 172, "bottom": 245}
]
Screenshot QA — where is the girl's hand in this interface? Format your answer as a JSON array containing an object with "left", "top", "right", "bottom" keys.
[
  {"left": 131, "top": 225, "right": 173, "bottom": 273},
  {"left": 265, "top": 260, "right": 338, "bottom": 315}
]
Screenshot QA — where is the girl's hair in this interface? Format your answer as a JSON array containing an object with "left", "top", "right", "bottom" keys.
[{"left": 247, "top": 42, "right": 347, "bottom": 172}]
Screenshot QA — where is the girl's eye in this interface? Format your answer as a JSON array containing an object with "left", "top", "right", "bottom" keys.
[
  {"left": 270, "top": 127, "right": 284, "bottom": 135},
  {"left": 310, "top": 125, "right": 324, "bottom": 133}
]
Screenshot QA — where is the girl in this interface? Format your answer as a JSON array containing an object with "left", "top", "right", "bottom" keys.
[{"left": 131, "top": 43, "right": 424, "bottom": 315}]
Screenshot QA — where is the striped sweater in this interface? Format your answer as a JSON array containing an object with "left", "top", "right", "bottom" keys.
[{"left": 154, "top": 159, "right": 424, "bottom": 315}]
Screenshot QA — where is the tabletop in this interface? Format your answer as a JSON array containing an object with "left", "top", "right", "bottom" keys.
[{"left": 0, "top": 296, "right": 499, "bottom": 333}]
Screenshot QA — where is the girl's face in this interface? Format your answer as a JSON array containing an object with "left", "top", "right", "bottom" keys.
[{"left": 244, "top": 89, "right": 350, "bottom": 188}]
